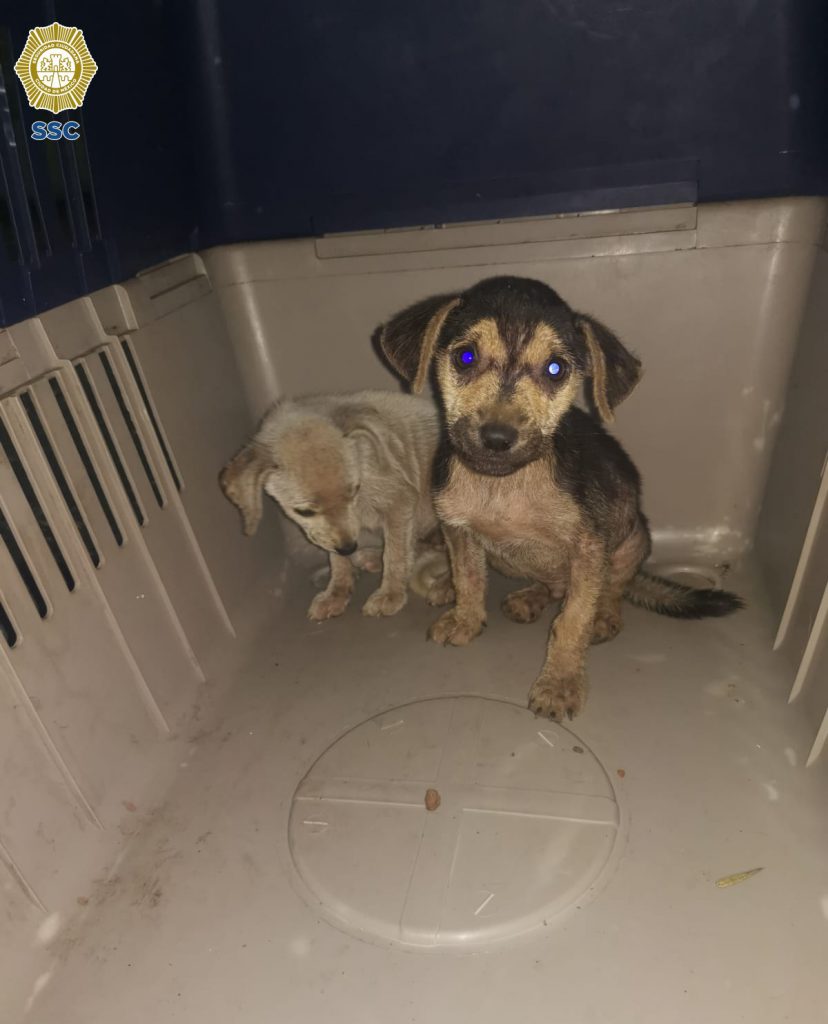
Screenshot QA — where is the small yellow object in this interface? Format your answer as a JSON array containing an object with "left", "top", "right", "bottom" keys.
[{"left": 715, "top": 867, "right": 764, "bottom": 888}]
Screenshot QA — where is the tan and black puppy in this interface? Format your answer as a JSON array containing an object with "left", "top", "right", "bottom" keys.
[{"left": 379, "top": 276, "right": 742, "bottom": 720}]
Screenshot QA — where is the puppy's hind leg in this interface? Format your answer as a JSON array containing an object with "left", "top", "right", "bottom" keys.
[
  {"left": 362, "top": 507, "right": 414, "bottom": 617},
  {"left": 592, "top": 522, "right": 649, "bottom": 644},
  {"left": 410, "top": 546, "right": 454, "bottom": 606},
  {"left": 351, "top": 546, "right": 383, "bottom": 574},
  {"left": 502, "top": 582, "right": 552, "bottom": 624},
  {"left": 425, "top": 573, "right": 455, "bottom": 607},
  {"left": 308, "top": 553, "right": 354, "bottom": 621}
]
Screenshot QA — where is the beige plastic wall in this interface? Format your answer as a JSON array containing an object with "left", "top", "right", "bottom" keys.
[{"left": 202, "top": 198, "right": 825, "bottom": 566}]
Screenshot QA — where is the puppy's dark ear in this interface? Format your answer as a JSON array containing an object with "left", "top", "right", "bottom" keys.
[
  {"left": 575, "top": 313, "right": 642, "bottom": 422},
  {"left": 219, "top": 443, "right": 276, "bottom": 537},
  {"left": 379, "top": 294, "right": 461, "bottom": 393}
]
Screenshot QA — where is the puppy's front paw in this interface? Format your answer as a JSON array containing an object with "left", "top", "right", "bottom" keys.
[
  {"left": 308, "top": 591, "right": 350, "bottom": 621},
  {"left": 311, "top": 566, "right": 331, "bottom": 589},
  {"left": 425, "top": 576, "right": 455, "bottom": 607},
  {"left": 528, "top": 671, "right": 586, "bottom": 721},
  {"left": 362, "top": 588, "right": 407, "bottom": 617},
  {"left": 428, "top": 608, "right": 485, "bottom": 646}
]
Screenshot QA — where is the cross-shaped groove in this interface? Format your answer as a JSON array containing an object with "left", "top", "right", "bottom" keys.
[{"left": 295, "top": 777, "right": 618, "bottom": 827}]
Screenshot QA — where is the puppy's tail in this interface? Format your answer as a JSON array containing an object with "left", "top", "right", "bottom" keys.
[{"left": 624, "top": 571, "right": 744, "bottom": 619}]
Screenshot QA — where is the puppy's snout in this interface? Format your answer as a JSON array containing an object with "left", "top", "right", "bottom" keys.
[
  {"left": 479, "top": 422, "right": 518, "bottom": 452},
  {"left": 336, "top": 541, "right": 358, "bottom": 556}
]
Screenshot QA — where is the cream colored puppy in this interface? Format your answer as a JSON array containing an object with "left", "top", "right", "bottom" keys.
[{"left": 220, "top": 391, "right": 450, "bottom": 620}]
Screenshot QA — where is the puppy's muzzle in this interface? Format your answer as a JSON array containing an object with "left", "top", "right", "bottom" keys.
[
  {"left": 336, "top": 540, "right": 358, "bottom": 556},
  {"left": 479, "top": 422, "right": 518, "bottom": 452}
]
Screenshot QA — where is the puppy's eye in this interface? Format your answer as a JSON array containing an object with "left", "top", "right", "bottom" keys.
[
  {"left": 294, "top": 508, "right": 316, "bottom": 518},
  {"left": 545, "top": 358, "right": 567, "bottom": 381},
  {"left": 452, "top": 345, "right": 477, "bottom": 370}
]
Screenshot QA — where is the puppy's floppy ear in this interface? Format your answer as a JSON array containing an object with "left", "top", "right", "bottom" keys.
[
  {"left": 333, "top": 404, "right": 417, "bottom": 491},
  {"left": 379, "top": 293, "right": 461, "bottom": 393},
  {"left": 574, "top": 313, "right": 642, "bottom": 423},
  {"left": 219, "top": 443, "right": 277, "bottom": 537}
]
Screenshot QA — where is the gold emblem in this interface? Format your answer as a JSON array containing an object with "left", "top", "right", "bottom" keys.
[{"left": 14, "top": 22, "right": 97, "bottom": 114}]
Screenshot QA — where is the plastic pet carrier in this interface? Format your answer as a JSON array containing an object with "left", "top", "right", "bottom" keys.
[{"left": 0, "top": 3, "right": 827, "bottom": 1021}]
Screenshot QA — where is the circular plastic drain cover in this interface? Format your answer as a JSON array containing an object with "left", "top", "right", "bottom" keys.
[{"left": 289, "top": 697, "right": 621, "bottom": 949}]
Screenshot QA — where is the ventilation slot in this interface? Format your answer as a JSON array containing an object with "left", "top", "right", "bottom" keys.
[
  {"left": 72, "top": 111, "right": 101, "bottom": 242},
  {"left": 0, "top": 419, "right": 75, "bottom": 593},
  {"left": 0, "top": 30, "right": 49, "bottom": 264},
  {"left": 43, "top": 142, "right": 75, "bottom": 246},
  {"left": 99, "top": 351, "right": 164, "bottom": 509},
  {"left": 74, "top": 363, "right": 146, "bottom": 527},
  {"left": 0, "top": 509, "right": 48, "bottom": 619},
  {"left": 49, "top": 378, "right": 124, "bottom": 547},
  {"left": 57, "top": 131, "right": 92, "bottom": 252},
  {"left": 0, "top": 189, "right": 20, "bottom": 262},
  {"left": 21, "top": 391, "right": 101, "bottom": 569},
  {"left": 121, "top": 339, "right": 182, "bottom": 491},
  {"left": 0, "top": 599, "right": 17, "bottom": 647}
]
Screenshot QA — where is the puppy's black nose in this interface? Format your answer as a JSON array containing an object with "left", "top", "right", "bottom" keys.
[
  {"left": 336, "top": 541, "right": 358, "bottom": 556},
  {"left": 479, "top": 423, "right": 518, "bottom": 452}
]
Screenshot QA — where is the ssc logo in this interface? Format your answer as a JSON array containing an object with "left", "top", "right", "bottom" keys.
[
  {"left": 14, "top": 22, "right": 97, "bottom": 114},
  {"left": 31, "top": 120, "right": 81, "bottom": 142}
]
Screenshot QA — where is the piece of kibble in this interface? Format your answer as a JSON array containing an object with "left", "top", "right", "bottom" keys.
[
  {"left": 572, "top": 745, "right": 585, "bottom": 754},
  {"left": 425, "top": 788, "right": 441, "bottom": 811},
  {"left": 616, "top": 768, "right": 626, "bottom": 779}
]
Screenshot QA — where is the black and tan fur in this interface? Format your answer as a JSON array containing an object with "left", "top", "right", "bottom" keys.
[{"left": 379, "top": 276, "right": 743, "bottom": 720}]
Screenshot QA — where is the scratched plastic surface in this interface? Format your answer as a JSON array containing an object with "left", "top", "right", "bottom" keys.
[{"left": 289, "top": 697, "right": 620, "bottom": 948}]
